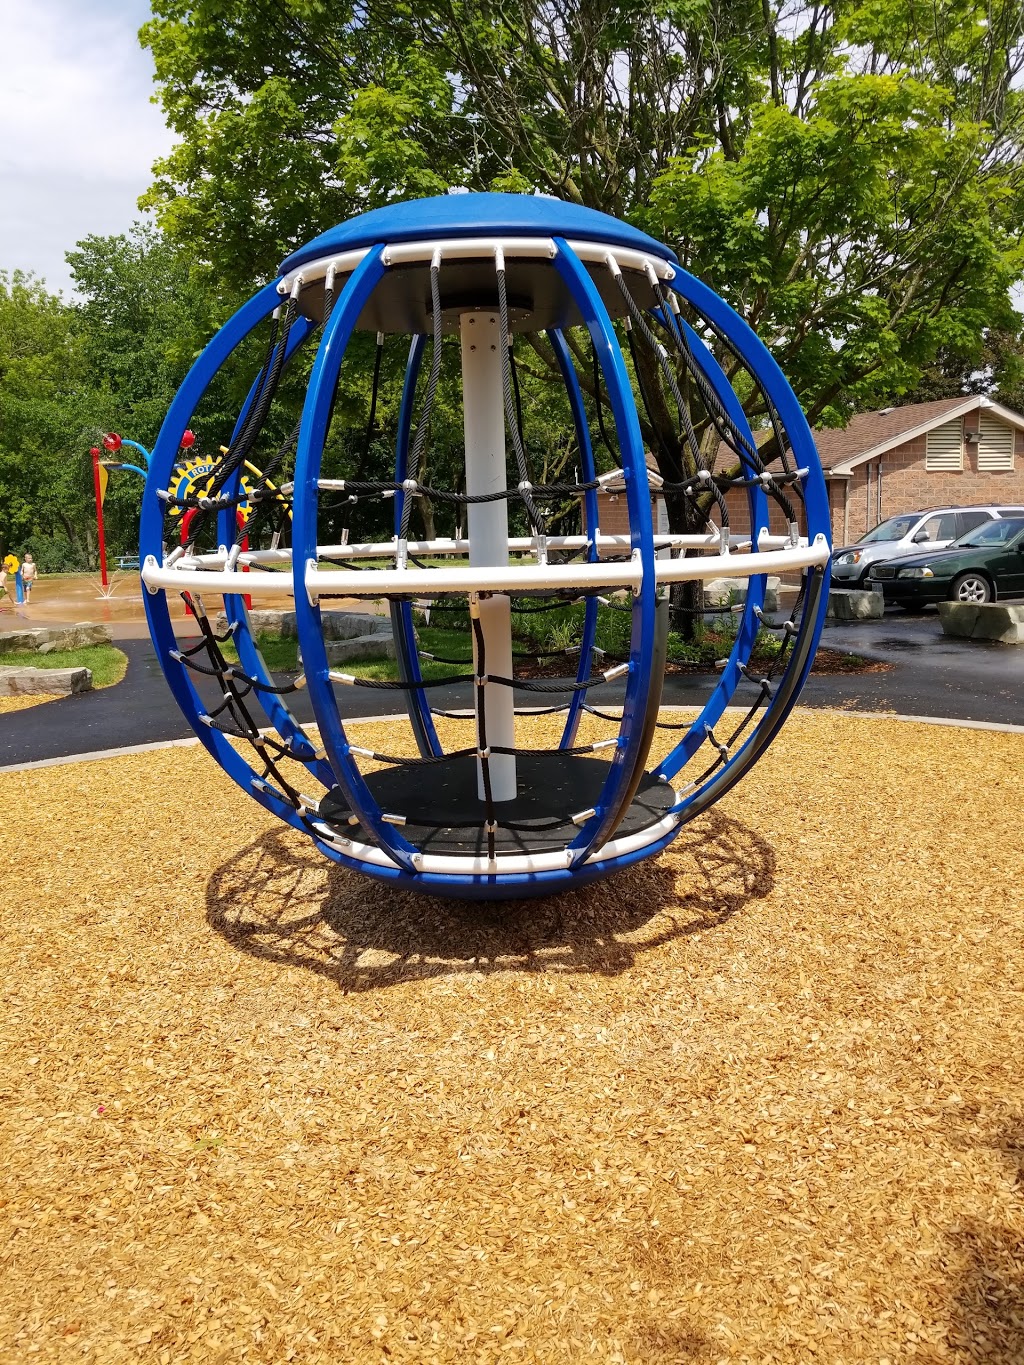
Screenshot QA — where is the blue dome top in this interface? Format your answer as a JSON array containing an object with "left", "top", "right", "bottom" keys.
[{"left": 279, "top": 192, "right": 675, "bottom": 275}]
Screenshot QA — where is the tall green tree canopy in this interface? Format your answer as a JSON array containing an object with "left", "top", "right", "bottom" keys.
[
  {"left": 0, "top": 272, "right": 97, "bottom": 559},
  {"left": 140, "top": 0, "right": 1024, "bottom": 441},
  {"left": 0, "top": 230, "right": 252, "bottom": 566}
]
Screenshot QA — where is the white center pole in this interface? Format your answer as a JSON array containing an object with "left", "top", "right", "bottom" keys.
[{"left": 461, "top": 310, "right": 517, "bottom": 802}]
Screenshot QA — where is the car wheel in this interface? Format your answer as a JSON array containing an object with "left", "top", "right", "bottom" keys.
[{"left": 951, "top": 573, "right": 992, "bottom": 604}]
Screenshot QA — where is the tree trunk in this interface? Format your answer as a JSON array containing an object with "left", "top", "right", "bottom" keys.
[
  {"left": 665, "top": 488, "right": 706, "bottom": 641},
  {"left": 419, "top": 495, "right": 437, "bottom": 543}
]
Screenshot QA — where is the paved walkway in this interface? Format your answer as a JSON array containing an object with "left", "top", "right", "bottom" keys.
[{"left": 1, "top": 610, "right": 1021, "bottom": 768}]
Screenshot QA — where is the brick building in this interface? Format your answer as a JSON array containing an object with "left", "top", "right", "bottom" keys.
[
  {"left": 595, "top": 396, "right": 1024, "bottom": 547},
  {"left": 813, "top": 396, "right": 1024, "bottom": 546},
  {"left": 595, "top": 455, "right": 669, "bottom": 540}
]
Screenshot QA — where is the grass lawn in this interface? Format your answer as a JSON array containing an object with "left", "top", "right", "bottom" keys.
[
  {"left": 0, "top": 644, "right": 128, "bottom": 689},
  {"left": 219, "top": 611, "right": 865, "bottom": 683},
  {"left": 220, "top": 628, "right": 473, "bottom": 683}
]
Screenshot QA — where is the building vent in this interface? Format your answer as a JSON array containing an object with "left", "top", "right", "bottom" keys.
[
  {"left": 977, "top": 414, "right": 1014, "bottom": 472},
  {"left": 925, "top": 419, "right": 963, "bottom": 471}
]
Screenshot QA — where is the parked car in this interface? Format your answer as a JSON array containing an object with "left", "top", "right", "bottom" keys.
[
  {"left": 867, "top": 516, "right": 1024, "bottom": 607},
  {"left": 831, "top": 505, "right": 1024, "bottom": 588}
]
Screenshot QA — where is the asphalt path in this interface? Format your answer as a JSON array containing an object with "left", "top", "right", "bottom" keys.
[{"left": 1, "top": 607, "right": 1021, "bottom": 768}]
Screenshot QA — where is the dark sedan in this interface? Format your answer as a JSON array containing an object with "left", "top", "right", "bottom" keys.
[{"left": 867, "top": 517, "right": 1024, "bottom": 607}]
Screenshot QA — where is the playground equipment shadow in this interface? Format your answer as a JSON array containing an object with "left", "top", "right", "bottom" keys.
[{"left": 205, "top": 808, "right": 775, "bottom": 993}]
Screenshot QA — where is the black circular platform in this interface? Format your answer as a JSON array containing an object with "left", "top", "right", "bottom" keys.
[{"left": 319, "top": 750, "right": 674, "bottom": 857}]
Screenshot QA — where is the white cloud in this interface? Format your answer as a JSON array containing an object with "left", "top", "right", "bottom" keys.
[{"left": 0, "top": 0, "right": 174, "bottom": 295}]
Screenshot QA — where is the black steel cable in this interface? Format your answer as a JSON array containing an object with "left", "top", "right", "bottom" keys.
[
  {"left": 496, "top": 267, "right": 545, "bottom": 537},
  {"left": 401, "top": 263, "right": 442, "bottom": 540},
  {"left": 470, "top": 612, "right": 497, "bottom": 859},
  {"left": 591, "top": 343, "right": 617, "bottom": 458}
]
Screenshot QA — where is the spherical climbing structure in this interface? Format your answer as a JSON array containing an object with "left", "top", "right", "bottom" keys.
[{"left": 141, "top": 193, "right": 832, "bottom": 898}]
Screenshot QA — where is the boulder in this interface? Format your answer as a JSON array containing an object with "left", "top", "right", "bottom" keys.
[
  {"left": 212, "top": 608, "right": 389, "bottom": 641},
  {"left": 938, "top": 601, "right": 1024, "bottom": 644},
  {"left": 0, "top": 630, "right": 47, "bottom": 654},
  {"left": 322, "top": 612, "right": 391, "bottom": 643},
  {"left": 0, "top": 665, "right": 92, "bottom": 695},
  {"left": 211, "top": 607, "right": 395, "bottom": 663},
  {"left": 324, "top": 633, "right": 396, "bottom": 664},
  {"left": 826, "top": 589, "right": 884, "bottom": 621},
  {"left": 0, "top": 622, "right": 111, "bottom": 654},
  {"left": 704, "top": 575, "right": 781, "bottom": 613},
  {"left": 212, "top": 608, "right": 296, "bottom": 638},
  {"left": 47, "top": 623, "right": 112, "bottom": 650}
]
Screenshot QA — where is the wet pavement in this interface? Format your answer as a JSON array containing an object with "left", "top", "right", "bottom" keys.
[{"left": 814, "top": 609, "right": 1024, "bottom": 725}]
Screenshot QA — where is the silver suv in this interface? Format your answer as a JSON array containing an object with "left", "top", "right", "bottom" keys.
[{"left": 832, "top": 505, "right": 1024, "bottom": 588}]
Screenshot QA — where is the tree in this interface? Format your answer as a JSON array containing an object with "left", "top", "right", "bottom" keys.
[
  {"left": 138, "top": 0, "right": 1024, "bottom": 625},
  {"left": 140, "top": 0, "right": 777, "bottom": 285},
  {"left": 896, "top": 323, "right": 1024, "bottom": 413},
  {"left": 0, "top": 272, "right": 101, "bottom": 564},
  {"left": 0, "top": 231, "right": 259, "bottom": 568},
  {"left": 141, "top": 0, "right": 1024, "bottom": 416}
]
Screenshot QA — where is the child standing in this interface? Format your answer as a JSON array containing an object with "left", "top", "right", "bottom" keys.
[
  {"left": 0, "top": 551, "right": 15, "bottom": 611},
  {"left": 21, "top": 552, "right": 36, "bottom": 603}
]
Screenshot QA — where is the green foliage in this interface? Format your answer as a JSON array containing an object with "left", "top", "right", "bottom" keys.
[
  {"left": 900, "top": 324, "right": 1024, "bottom": 413},
  {"left": 0, "top": 645, "right": 128, "bottom": 689},
  {"left": 0, "top": 228, "right": 256, "bottom": 566},
  {"left": 19, "top": 535, "right": 89, "bottom": 574},
  {"left": 138, "top": 0, "right": 1024, "bottom": 437},
  {"left": 0, "top": 271, "right": 102, "bottom": 560},
  {"left": 648, "top": 66, "right": 1023, "bottom": 425}
]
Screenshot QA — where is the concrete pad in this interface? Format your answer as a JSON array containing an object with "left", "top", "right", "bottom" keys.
[
  {"left": 0, "top": 666, "right": 92, "bottom": 695},
  {"left": 827, "top": 589, "right": 884, "bottom": 620},
  {"left": 938, "top": 601, "right": 1024, "bottom": 644}
]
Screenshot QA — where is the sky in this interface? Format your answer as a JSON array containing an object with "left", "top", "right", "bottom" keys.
[{"left": 0, "top": 0, "right": 174, "bottom": 297}]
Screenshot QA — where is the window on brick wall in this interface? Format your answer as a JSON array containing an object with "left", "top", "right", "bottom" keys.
[
  {"left": 977, "top": 414, "right": 1014, "bottom": 471},
  {"left": 925, "top": 419, "right": 963, "bottom": 470}
]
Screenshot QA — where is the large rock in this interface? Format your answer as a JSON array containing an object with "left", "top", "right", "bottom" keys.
[
  {"left": 0, "top": 665, "right": 92, "bottom": 695},
  {"left": 704, "top": 575, "right": 781, "bottom": 613},
  {"left": 51, "top": 623, "right": 112, "bottom": 650},
  {"left": 324, "top": 633, "right": 396, "bottom": 664},
  {"left": 321, "top": 612, "right": 394, "bottom": 662},
  {"left": 216, "top": 608, "right": 297, "bottom": 638},
  {"left": 212, "top": 607, "right": 396, "bottom": 663},
  {"left": 321, "top": 612, "right": 391, "bottom": 644},
  {"left": 827, "top": 589, "right": 884, "bottom": 621},
  {"left": 212, "top": 608, "right": 389, "bottom": 642},
  {"left": 0, "top": 622, "right": 111, "bottom": 654},
  {"left": 938, "top": 601, "right": 1024, "bottom": 644},
  {"left": 0, "top": 630, "right": 46, "bottom": 654}
]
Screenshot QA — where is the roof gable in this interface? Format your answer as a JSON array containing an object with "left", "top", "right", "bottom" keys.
[{"left": 813, "top": 397, "right": 1024, "bottom": 474}]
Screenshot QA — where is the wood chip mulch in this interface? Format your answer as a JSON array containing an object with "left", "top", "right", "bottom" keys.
[
  {"left": 1, "top": 711, "right": 1021, "bottom": 1363},
  {"left": 0, "top": 693, "right": 64, "bottom": 716}
]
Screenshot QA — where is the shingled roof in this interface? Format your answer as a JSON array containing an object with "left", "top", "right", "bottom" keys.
[
  {"left": 809, "top": 395, "right": 1024, "bottom": 475},
  {"left": 811, "top": 397, "right": 972, "bottom": 471},
  {"left": 654, "top": 397, "right": 1023, "bottom": 479}
]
